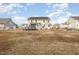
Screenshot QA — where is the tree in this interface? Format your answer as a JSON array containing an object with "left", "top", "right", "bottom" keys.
[{"left": 16, "top": 24, "right": 19, "bottom": 28}]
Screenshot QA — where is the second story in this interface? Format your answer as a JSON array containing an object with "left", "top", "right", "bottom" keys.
[{"left": 27, "top": 17, "right": 50, "bottom": 25}]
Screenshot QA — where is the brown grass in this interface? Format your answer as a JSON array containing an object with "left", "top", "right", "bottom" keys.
[{"left": 0, "top": 30, "right": 79, "bottom": 55}]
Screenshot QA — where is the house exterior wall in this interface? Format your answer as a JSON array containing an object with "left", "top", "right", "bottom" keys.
[
  {"left": 4, "top": 24, "right": 16, "bottom": 30},
  {"left": 0, "top": 20, "right": 16, "bottom": 30},
  {"left": 0, "top": 24, "right": 5, "bottom": 30},
  {"left": 59, "top": 24, "right": 68, "bottom": 29},
  {"left": 67, "top": 18, "right": 79, "bottom": 29},
  {"left": 4, "top": 21, "right": 16, "bottom": 30},
  {"left": 27, "top": 17, "right": 50, "bottom": 30}
]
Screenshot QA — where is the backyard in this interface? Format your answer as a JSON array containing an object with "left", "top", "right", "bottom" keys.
[{"left": 0, "top": 30, "right": 79, "bottom": 55}]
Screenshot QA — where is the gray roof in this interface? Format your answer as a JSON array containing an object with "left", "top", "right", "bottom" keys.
[
  {"left": 0, "top": 18, "right": 15, "bottom": 25},
  {"left": 28, "top": 17, "right": 50, "bottom": 20},
  {"left": 70, "top": 16, "right": 79, "bottom": 20}
]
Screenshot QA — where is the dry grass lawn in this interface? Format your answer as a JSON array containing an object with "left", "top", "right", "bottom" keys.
[{"left": 0, "top": 30, "right": 79, "bottom": 55}]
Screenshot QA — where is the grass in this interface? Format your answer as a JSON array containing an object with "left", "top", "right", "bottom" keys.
[{"left": 0, "top": 30, "right": 79, "bottom": 55}]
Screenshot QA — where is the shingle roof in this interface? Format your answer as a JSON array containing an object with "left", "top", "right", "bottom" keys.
[
  {"left": 28, "top": 17, "right": 50, "bottom": 20},
  {"left": 0, "top": 18, "right": 15, "bottom": 25},
  {"left": 0, "top": 18, "right": 11, "bottom": 23},
  {"left": 70, "top": 16, "right": 79, "bottom": 20}
]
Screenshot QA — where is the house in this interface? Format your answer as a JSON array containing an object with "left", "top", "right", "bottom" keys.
[
  {"left": 53, "top": 24, "right": 60, "bottom": 29},
  {"left": 0, "top": 18, "right": 16, "bottom": 30},
  {"left": 59, "top": 22, "right": 68, "bottom": 29},
  {"left": 27, "top": 17, "right": 51, "bottom": 30},
  {"left": 67, "top": 16, "right": 79, "bottom": 29},
  {"left": 21, "top": 24, "right": 28, "bottom": 30}
]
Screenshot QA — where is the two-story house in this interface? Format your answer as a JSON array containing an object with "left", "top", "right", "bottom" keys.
[
  {"left": 67, "top": 16, "right": 79, "bottom": 29},
  {"left": 27, "top": 17, "right": 51, "bottom": 30}
]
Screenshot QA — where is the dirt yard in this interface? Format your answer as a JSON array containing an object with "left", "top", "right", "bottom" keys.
[{"left": 0, "top": 30, "right": 79, "bottom": 55}]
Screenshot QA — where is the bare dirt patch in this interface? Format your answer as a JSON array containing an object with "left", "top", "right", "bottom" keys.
[{"left": 0, "top": 30, "right": 79, "bottom": 55}]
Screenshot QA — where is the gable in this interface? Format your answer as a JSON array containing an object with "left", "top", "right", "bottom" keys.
[{"left": 0, "top": 18, "right": 16, "bottom": 26}]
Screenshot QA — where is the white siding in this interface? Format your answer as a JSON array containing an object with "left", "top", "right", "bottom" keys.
[
  {"left": 67, "top": 18, "right": 79, "bottom": 29},
  {"left": 0, "top": 24, "right": 4, "bottom": 30},
  {"left": 60, "top": 24, "right": 68, "bottom": 29}
]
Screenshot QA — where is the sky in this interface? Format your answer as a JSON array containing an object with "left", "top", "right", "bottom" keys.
[{"left": 0, "top": 3, "right": 79, "bottom": 25}]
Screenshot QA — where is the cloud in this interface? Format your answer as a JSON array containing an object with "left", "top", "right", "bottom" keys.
[
  {"left": 0, "top": 3, "right": 25, "bottom": 15},
  {"left": 46, "top": 3, "right": 53, "bottom": 7},
  {"left": 46, "top": 3, "right": 72, "bottom": 24},
  {"left": 45, "top": 10, "right": 49, "bottom": 14},
  {"left": 53, "top": 3, "right": 68, "bottom": 10},
  {"left": 12, "top": 16, "right": 26, "bottom": 25},
  {"left": 0, "top": 3, "right": 34, "bottom": 15},
  {"left": 0, "top": 4, "right": 13, "bottom": 13},
  {"left": 0, "top": 4, "right": 16, "bottom": 14},
  {"left": 6, "top": 4, "right": 24, "bottom": 8},
  {"left": 26, "top": 3, "right": 34, "bottom": 7},
  {"left": 47, "top": 10, "right": 62, "bottom": 18},
  {"left": 54, "top": 17, "right": 69, "bottom": 24},
  {"left": 46, "top": 3, "right": 68, "bottom": 10}
]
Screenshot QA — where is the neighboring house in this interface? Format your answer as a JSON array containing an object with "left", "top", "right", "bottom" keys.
[
  {"left": 21, "top": 24, "right": 28, "bottom": 30},
  {"left": 27, "top": 17, "right": 51, "bottom": 30},
  {"left": 67, "top": 16, "right": 79, "bottom": 29},
  {"left": 53, "top": 23, "right": 68, "bottom": 30},
  {"left": 0, "top": 18, "right": 16, "bottom": 30},
  {"left": 59, "top": 22, "right": 68, "bottom": 29},
  {"left": 53, "top": 24, "right": 60, "bottom": 29}
]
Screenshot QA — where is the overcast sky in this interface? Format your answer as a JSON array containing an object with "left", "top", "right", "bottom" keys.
[{"left": 0, "top": 3, "right": 79, "bottom": 25}]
